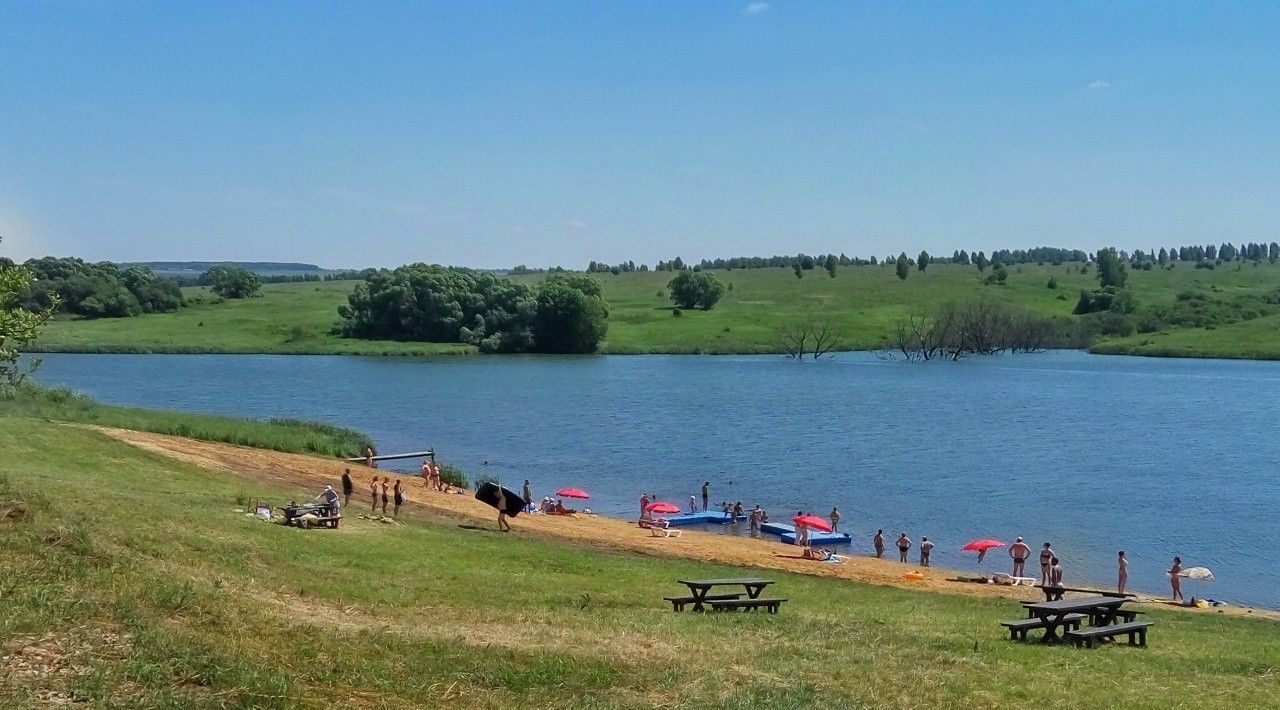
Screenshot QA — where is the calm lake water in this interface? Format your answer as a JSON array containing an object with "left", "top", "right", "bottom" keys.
[{"left": 34, "top": 351, "right": 1280, "bottom": 609}]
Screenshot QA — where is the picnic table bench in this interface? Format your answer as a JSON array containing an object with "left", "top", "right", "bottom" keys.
[
  {"left": 1001, "top": 613, "right": 1087, "bottom": 641},
  {"left": 672, "top": 578, "right": 776, "bottom": 612},
  {"left": 1020, "top": 596, "right": 1128, "bottom": 643},
  {"left": 663, "top": 593, "right": 741, "bottom": 611},
  {"left": 1020, "top": 601, "right": 1144, "bottom": 624},
  {"left": 1035, "top": 584, "right": 1135, "bottom": 602},
  {"left": 707, "top": 597, "right": 787, "bottom": 614},
  {"left": 1065, "top": 621, "right": 1154, "bottom": 649}
]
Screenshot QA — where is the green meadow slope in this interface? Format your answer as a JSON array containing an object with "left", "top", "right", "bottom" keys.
[
  {"left": 2, "top": 414, "right": 1278, "bottom": 708},
  {"left": 28, "top": 261, "right": 1280, "bottom": 357}
]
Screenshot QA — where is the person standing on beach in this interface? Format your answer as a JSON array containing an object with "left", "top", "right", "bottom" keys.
[
  {"left": 1009, "top": 537, "right": 1030, "bottom": 579},
  {"left": 701, "top": 481, "right": 710, "bottom": 512},
  {"left": 1050, "top": 557, "right": 1063, "bottom": 587},
  {"left": 365, "top": 446, "right": 376, "bottom": 469},
  {"left": 749, "top": 505, "right": 762, "bottom": 532},
  {"left": 920, "top": 537, "right": 933, "bottom": 566},
  {"left": 522, "top": 479, "right": 532, "bottom": 512},
  {"left": 1118, "top": 551, "right": 1129, "bottom": 595},
  {"left": 897, "top": 533, "right": 911, "bottom": 563},
  {"left": 341, "top": 469, "right": 354, "bottom": 507},
  {"left": 1169, "top": 556, "right": 1184, "bottom": 602},
  {"left": 380, "top": 478, "right": 389, "bottom": 516},
  {"left": 640, "top": 493, "right": 650, "bottom": 520},
  {"left": 421, "top": 460, "right": 431, "bottom": 487},
  {"left": 829, "top": 507, "right": 841, "bottom": 532},
  {"left": 370, "top": 477, "right": 379, "bottom": 512},
  {"left": 1039, "top": 543, "right": 1055, "bottom": 586},
  {"left": 874, "top": 529, "right": 885, "bottom": 558},
  {"left": 393, "top": 479, "right": 404, "bottom": 519}
]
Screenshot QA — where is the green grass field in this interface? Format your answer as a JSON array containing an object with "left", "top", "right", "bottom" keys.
[
  {"left": 29, "top": 261, "right": 1280, "bottom": 358},
  {"left": 0, "top": 385, "right": 372, "bottom": 458},
  {"left": 2, "top": 415, "right": 1278, "bottom": 708}
]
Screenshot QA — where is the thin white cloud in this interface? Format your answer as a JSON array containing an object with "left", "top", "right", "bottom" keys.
[
  {"left": 744, "top": 3, "right": 769, "bottom": 15},
  {"left": 1086, "top": 80, "right": 1112, "bottom": 92},
  {"left": 568, "top": 219, "right": 588, "bottom": 229}
]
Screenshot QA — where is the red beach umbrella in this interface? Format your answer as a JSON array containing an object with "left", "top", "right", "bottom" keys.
[
  {"left": 793, "top": 514, "right": 833, "bottom": 533},
  {"left": 960, "top": 539, "right": 1005, "bottom": 553},
  {"left": 557, "top": 487, "right": 591, "bottom": 499},
  {"left": 646, "top": 501, "right": 681, "bottom": 515}
]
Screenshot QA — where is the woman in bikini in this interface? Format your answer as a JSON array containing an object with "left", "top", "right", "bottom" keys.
[
  {"left": 393, "top": 479, "right": 404, "bottom": 519},
  {"left": 1039, "top": 543, "right": 1054, "bottom": 586},
  {"left": 370, "top": 476, "right": 379, "bottom": 512},
  {"left": 1169, "top": 556, "right": 1184, "bottom": 602},
  {"left": 380, "top": 478, "right": 390, "bottom": 516}
]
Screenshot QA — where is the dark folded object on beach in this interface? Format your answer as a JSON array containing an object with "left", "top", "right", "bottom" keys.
[{"left": 475, "top": 482, "right": 527, "bottom": 516}]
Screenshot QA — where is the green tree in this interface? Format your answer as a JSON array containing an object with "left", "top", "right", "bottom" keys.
[
  {"left": 917, "top": 250, "right": 930, "bottom": 272},
  {"left": 793, "top": 261, "right": 803, "bottom": 279},
  {"left": 668, "top": 271, "right": 726, "bottom": 310},
  {"left": 1, "top": 240, "right": 57, "bottom": 390},
  {"left": 532, "top": 280, "right": 608, "bottom": 353},
  {"left": 1095, "top": 247, "right": 1128, "bottom": 289},
  {"left": 895, "top": 253, "right": 909, "bottom": 281},
  {"left": 204, "top": 265, "right": 262, "bottom": 299},
  {"left": 824, "top": 254, "right": 838, "bottom": 278},
  {"left": 974, "top": 251, "right": 989, "bottom": 272}
]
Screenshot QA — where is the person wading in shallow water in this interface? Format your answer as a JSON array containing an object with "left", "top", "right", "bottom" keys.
[{"left": 873, "top": 529, "right": 885, "bottom": 558}]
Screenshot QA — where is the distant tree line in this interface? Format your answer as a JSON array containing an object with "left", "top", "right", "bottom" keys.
[
  {"left": 339, "top": 265, "right": 608, "bottom": 353},
  {"left": 16, "top": 257, "right": 184, "bottom": 319}
]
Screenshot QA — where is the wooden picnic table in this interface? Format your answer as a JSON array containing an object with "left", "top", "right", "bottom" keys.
[
  {"left": 676, "top": 578, "right": 773, "bottom": 611},
  {"left": 1024, "top": 596, "right": 1127, "bottom": 644}
]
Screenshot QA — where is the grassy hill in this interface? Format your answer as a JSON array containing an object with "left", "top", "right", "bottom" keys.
[
  {"left": 2, "top": 413, "right": 1278, "bottom": 707},
  {"left": 28, "top": 261, "right": 1280, "bottom": 357}
]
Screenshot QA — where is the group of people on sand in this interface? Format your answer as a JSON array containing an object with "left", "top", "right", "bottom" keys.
[{"left": 420, "top": 459, "right": 452, "bottom": 492}]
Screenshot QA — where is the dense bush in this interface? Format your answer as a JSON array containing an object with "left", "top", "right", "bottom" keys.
[
  {"left": 667, "top": 271, "right": 726, "bottom": 310},
  {"left": 1074, "top": 286, "right": 1135, "bottom": 315},
  {"left": 20, "top": 257, "right": 183, "bottom": 319},
  {"left": 339, "top": 265, "right": 608, "bottom": 353},
  {"left": 204, "top": 265, "right": 262, "bottom": 299}
]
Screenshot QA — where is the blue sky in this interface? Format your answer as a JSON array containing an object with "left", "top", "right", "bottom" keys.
[{"left": 2, "top": 1, "right": 1278, "bottom": 268}]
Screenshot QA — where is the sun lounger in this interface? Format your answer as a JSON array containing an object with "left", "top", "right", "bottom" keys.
[{"left": 651, "top": 526, "right": 682, "bottom": 538}]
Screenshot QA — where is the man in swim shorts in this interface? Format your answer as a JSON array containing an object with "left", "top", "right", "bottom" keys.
[
  {"left": 1009, "top": 537, "right": 1030, "bottom": 578},
  {"left": 874, "top": 529, "right": 885, "bottom": 558},
  {"left": 919, "top": 536, "right": 933, "bottom": 566},
  {"left": 897, "top": 533, "right": 911, "bottom": 563},
  {"left": 701, "top": 481, "right": 710, "bottom": 512}
]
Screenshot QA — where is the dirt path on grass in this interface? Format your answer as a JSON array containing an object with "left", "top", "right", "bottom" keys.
[{"left": 91, "top": 425, "right": 1276, "bottom": 620}]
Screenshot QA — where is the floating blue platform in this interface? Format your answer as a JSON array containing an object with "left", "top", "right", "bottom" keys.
[
  {"left": 662, "top": 511, "right": 747, "bottom": 526},
  {"left": 780, "top": 531, "right": 852, "bottom": 546},
  {"left": 759, "top": 522, "right": 795, "bottom": 536}
]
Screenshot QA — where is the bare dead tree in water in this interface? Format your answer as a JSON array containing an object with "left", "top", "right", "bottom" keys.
[
  {"left": 778, "top": 318, "right": 846, "bottom": 359},
  {"left": 883, "top": 298, "right": 1064, "bottom": 361}
]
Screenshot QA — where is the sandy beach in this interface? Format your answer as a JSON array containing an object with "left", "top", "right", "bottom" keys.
[{"left": 93, "top": 425, "right": 1276, "bottom": 621}]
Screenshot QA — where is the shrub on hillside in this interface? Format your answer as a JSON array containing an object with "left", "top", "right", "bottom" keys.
[{"left": 667, "top": 271, "right": 726, "bottom": 310}]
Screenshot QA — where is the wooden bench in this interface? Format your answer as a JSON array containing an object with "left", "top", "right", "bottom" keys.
[
  {"left": 706, "top": 598, "right": 787, "bottom": 614},
  {"left": 1036, "top": 585, "right": 1135, "bottom": 602},
  {"left": 1001, "top": 614, "right": 1086, "bottom": 641},
  {"left": 1065, "top": 621, "right": 1154, "bottom": 649},
  {"left": 663, "top": 593, "right": 742, "bottom": 612}
]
